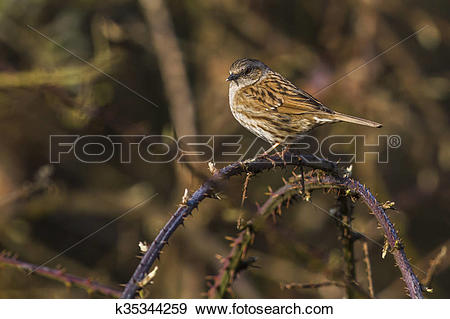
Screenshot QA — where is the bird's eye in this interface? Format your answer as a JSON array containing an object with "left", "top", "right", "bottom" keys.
[{"left": 244, "top": 67, "right": 251, "bottom": 75}]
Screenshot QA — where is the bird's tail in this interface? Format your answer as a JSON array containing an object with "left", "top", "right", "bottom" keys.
[{"left": 332, "top": 112, "right": 382, "bottom": 128}]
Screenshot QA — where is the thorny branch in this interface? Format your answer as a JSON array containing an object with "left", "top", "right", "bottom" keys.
[
  {"left": 0, "top": 253, "right": 121, "bottom": 298},
  {"left": 207, "top": 171, "right": 423, "bottom": 299},
  {"left": 120, "top": 152, "right": 336, "bottom": 298},
  {"left": 207, "top": 171, "right": 356, "bottom": 298},
  {"left": 121, "top": 151, "right": 422, "bottom": 299},
  {"left": 316, "top": 174, "right": 423, "bottom": 298},
  {"left": 206, "top": 228, "right": 255, "bottom": 298}
]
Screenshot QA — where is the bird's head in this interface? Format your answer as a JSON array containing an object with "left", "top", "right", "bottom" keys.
[{"left": 227, "top": 58, "right": 268, "bottom": 87}]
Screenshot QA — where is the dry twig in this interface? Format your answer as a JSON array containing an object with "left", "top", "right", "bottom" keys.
[
  {"left": 363, "top": 241, "right": 375, "bottom": 298},
  {"left": 335, "top": 195, "right": 357, "bottom": 298},
  {"left": 423, "top": 246, "right": 447, "bottom": 291},
  {"left": 0, "top": 253, "right": 121, "bottom": 298},
  {"left": 283, "top": 281, "right": 345, "bottom": 290},
  {"left": 241, "top": 173, "right": 253, "bottom": 207}
]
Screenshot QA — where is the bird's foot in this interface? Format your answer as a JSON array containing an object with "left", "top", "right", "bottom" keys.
[{"left": 260, "top": 142, "right": 281, "bottom": 157}]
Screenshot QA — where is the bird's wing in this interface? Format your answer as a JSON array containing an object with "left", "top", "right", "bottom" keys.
[{"left": 239, "top": 72, "right": 333, "bottom": 115}]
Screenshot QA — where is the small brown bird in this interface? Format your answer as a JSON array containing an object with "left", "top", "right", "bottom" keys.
[{"left": 227, "top": 58, "right": 382, "bottom": 150}]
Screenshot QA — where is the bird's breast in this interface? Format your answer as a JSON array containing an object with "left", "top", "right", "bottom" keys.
[{"left": 228, "top": 82, "right": 239, "bottom": 109}]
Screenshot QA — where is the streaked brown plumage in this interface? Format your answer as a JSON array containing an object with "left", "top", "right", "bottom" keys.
[{"left": 227, "top": 58, "right": 382, "bottom": 145}]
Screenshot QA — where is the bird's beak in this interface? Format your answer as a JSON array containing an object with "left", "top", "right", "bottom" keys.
[{"left": 226, "top": 74, "right": 238, "bottom": 82}]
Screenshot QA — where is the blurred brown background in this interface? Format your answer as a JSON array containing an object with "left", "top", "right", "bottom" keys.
[{"left": 0, "top": 0, "right": 448, "bottom": 298}]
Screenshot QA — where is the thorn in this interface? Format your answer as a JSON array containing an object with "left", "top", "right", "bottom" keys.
[
  {"left": 271, "top": 210, "right": 277, "bottom": 223},
  {"left": 277, "top": 204, "right": 282, "bottom": 216},
  {"left": 343, "top": 164, "right": 353, "bottom": 178},
  {"left": 138, "top": 241, "right": 149, "bottom": 253},
  {"left": 208, "top": 161, "right": 218, "bottom": 174},
  {"left": 208, "top": 192, "right": 222, "bottom": 200},
  {"left": 137, "top": 266, "right": 158, "bottom": 288},
  {"left": 181, "top": 188, "right": 189, "bottom": 205},
  {"left": 304, "top": 192, "right": 311, "bottom": 202},
  {"left": 382, "top": 201, "right": 396, "bottom": 210},
  {"left": 394, "top": 239, "right": 404, "bottom": 250},
  {"left": 237, "top": 215, "right": 247, "bottom": 230},
  {"left": 382, "top": 240, "right": 389, "bottom": 259}
]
